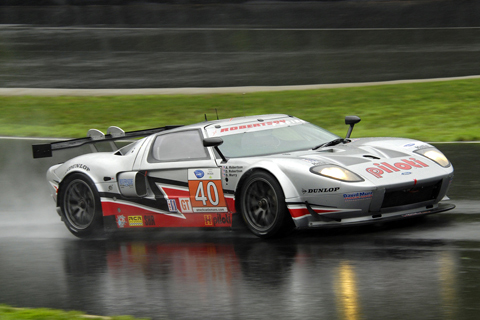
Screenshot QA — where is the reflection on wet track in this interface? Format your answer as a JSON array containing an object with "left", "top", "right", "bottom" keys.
[
  {"left": 1, "top": 140, "right": 480, "bottom": 319},
  {"left": 1, "top": 223, "right": 479, "bottom": 320}
]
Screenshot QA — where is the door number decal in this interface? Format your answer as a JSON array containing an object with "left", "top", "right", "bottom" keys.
[{"left": 188, "top": 168, "right": 227, "bottom": 213}]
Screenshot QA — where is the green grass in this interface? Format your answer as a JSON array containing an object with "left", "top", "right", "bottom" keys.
[
  {"left": 0, "top": 304, "right": 149, "bottom": 320},
  {"left": 1, "top": 78, "right": 480, "bottom": 142}
]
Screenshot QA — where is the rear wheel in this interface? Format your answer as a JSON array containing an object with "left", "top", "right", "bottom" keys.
[
  {"left": 239, "top": 171, "right": 293, "bottom": 238},
  {"left": 60, "top": 173, "right": 104, "bottom": 239}
]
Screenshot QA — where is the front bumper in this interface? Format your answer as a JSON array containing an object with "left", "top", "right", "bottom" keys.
[{"left": 288, "top": 201, "right": 455, "bottom": 228}]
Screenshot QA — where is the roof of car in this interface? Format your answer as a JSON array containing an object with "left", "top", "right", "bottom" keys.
[{"left": 152, "top": 114, "right": 295, "bottom": 136}]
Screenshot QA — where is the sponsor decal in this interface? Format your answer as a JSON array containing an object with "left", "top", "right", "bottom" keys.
[
  {"left": 403, "top": 143, "right": 431, "bottom": 150},
  {"left": 178, "top": 198, "right": 193, "bottom": 213},
  {"left": 144, "top": 215, "right": 155, "bottom": 226},
  {"left": 365, "top": 158, "right": 429, "bottom": 178},
  {"left": 119, "top": 179, "right": 134, "bottom": 188},
  {"left": 167, "top": 199, "right": 178, "bottom": 213},
  {"left": 403, "top": 210, "right": 431, "bottom": 218},
  {"left": 204, "top": 213, "right": 232, "bottom": 226},
  {"left": 194, "top": 170, "right": 205, "bottom": 179},
  {"left": 401, "top": 172, "right": 412, "bottom": 175},
  {"left": 302, "top": 158, "right": 324, "bottom": 166},
  {"left": 208, "top": 118, "right": 305, "bottom": 136},
  {"left": 220, "top": 120, "right": 286, "bottom": 133},
  {"left": 188, "top": 168, "right": 218, "bottom": 180},
  {"left": 116, "top": 215, "right": 127, "bottom": 228},
  {"left": 403, "top": 143, "right": 416, "bottom": 147},
  {"left": 204, "top": 215, "right": 213, "bottom": 226},
  {"left": 128, "top": 215, "right": 144, "bottom": 227},
  {"left": 343, "top": 191, "right": 373, "bottom": 201},
  {"left": 66, "top": 163, "right": 90, "bottom": 173},
  {"left": 302, "top": 187, "right": 340, "bottom": 194}
]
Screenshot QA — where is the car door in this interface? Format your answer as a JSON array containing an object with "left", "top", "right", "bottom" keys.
[{"left": 134, "top": 129, "right": 231, "bottom": 228}]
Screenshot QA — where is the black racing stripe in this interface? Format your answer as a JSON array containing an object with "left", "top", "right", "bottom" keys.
[
  {"left": 286, "top": 201, "right": 337, "bottom": 208},
  {"left": 147, "top": 176, "right": 189, "bottom": 188}
]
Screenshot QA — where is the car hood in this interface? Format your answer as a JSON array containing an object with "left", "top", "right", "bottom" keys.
[
  {"left": 262, "top": 137, "right": 453, "bottom": 184},
  {"left": 305, "top": 138, "right": 427, "bottom": 164}
]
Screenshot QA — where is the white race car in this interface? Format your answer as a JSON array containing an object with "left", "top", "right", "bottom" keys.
[{"left": 33, "top": 114, "right": 454, "bottom": 238}]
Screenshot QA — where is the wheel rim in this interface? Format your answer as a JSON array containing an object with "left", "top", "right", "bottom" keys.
[
  {"left": 244, "top": 179, "right": 279, "bottom": 231},
  {"left": 64, "top": 179, "right": 96, "bottom": 230}
]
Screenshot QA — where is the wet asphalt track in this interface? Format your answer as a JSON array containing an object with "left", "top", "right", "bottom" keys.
[{"left": 1, "top": 139, "right": 480, "bottom": 319}]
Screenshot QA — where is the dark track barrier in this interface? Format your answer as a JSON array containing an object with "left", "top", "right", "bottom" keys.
[
  {"left": 1, "top": 1, "right": 480, "bottom": 29},
  {"left": 1, "top": 1, "right": 479, "bottom": 88}
]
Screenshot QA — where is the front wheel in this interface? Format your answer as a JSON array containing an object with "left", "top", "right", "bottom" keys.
[
  {"left": 239, "top": 171, "right": 293, "bottom": 238},
  {"left": 59, "top": 173, "right": 104, "bottom": 239}
]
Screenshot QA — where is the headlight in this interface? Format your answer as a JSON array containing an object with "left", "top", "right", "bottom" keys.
[
  {"left": 310, "top": 165, "right": 364, "bottom": 182},
  {"left": 415, "top": 148, "right": 450, "bottom": 167}
]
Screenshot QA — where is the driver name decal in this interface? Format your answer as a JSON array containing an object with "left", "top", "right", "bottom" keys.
[{"left": 366, "top": 158, "right": 429, "bottom": 178}]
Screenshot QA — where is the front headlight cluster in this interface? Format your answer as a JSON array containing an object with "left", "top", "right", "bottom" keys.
[
  {"left": 310, "top": 165, "right": 364, "bottom": 182},
  {"left": 415, "top": 148, "right": 450, "bottom": 168}
]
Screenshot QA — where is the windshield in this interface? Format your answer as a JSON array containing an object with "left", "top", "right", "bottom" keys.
[{"left": 217, "top": 122, "right": 339, "bottom": 158}]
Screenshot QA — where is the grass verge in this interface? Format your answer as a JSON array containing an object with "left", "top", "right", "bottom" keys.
[
  {"left": 0, "top": 304, "right": 149, "bottom": 320},
  {"left": 1, "top": 78, "right": 479, "bottom": 141}
]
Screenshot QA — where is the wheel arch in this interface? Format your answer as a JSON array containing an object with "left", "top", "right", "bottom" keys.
[
  {"left": 234, "top": 162, "right": 299, "bottom": 214},
  {"left": 57, "top": 170, "right": 98, "bottom": 207},
  {"left": 57, "top": 170, "right": 105, "bottom": 238}
]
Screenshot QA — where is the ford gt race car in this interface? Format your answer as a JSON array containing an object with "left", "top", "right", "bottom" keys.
[{"left": 33, "top": 114, "right": 455, "bottom": 238}]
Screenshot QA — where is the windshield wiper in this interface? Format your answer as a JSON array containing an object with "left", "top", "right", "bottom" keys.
[{"left": 312, "top": 138, "right": 347, "bottom": 150}]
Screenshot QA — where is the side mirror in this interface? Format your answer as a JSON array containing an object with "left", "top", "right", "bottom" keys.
[
  {"left": 345, "top": 116, "right": 361, "bottom": 139},
  {"left": 203, "top": 137, "right": 227, "bottom": 162},
  {"left": 203, "top": 137, "right": 224, "bottom": 147}
]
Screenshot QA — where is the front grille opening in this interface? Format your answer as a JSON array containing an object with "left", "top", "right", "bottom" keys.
[{"left": 381, "top": 180, "right": 442, "bottom": 209}]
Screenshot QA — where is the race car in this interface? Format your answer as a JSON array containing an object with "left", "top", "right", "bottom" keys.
[{"left": 33, "top": 114, "right": 455, "bottom": 238}]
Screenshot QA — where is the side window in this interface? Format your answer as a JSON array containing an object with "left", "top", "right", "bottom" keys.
[{"left": 148, "top": 130, "right": 209, "bottom": 162}]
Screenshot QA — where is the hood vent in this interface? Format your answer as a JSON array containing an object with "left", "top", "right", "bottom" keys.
[{"left": 363, "top": 155, "right": 381, "bottom": 160}]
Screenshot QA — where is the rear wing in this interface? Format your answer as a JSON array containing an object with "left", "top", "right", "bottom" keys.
[{"left": 32, "top": 125, "right": 182, "bottom": 159}]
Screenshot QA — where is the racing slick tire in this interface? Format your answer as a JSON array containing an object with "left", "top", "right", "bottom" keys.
[
  {"left": 239, "top": 171, "right": 294, "bottom": 238},
  {"left": 59, "top": 173, "right": 104, "bottom": 239}
]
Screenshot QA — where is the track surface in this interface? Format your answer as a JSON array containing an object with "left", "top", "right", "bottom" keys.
[{"left": 1, "top": 139, "right": 480, "bottom": 320}]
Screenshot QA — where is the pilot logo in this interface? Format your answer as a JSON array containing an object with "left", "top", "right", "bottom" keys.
[
  {"left": 366, "top": 158, "right": 428, "bottom": 178},
  {"left": 213, "top": 213, "right": 232, "bottom": 226},
  {"left": 194, "top": 170, "right": 205, "bottom": 179}
]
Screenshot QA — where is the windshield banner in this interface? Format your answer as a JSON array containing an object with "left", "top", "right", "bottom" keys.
[{"left": 206, "top": 118, "right": 305, "bottom": 137}]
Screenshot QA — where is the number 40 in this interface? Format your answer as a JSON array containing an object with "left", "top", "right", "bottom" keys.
[{"left": 195, "top": 181, "right": 219, "bottom": 206}]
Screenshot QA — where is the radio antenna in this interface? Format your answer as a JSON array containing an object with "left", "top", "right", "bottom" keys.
[
  {"left": 204, "top": 114, "right": 208, "bottom": 121},
  {"left": 243, "top": 93, "right": 245, "bottom": 116},
  {"left": 215, "top": 108, "right": 219, "bottom": 120}
]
